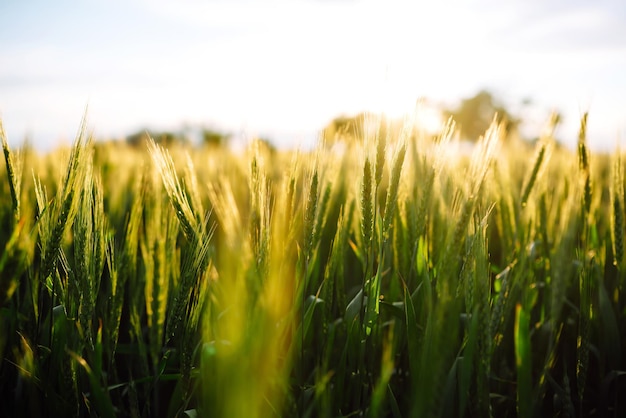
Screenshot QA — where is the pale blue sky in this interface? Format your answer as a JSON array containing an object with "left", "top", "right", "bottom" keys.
[{"left": 1, "top": 0, "right": 625, "bottom": 150}]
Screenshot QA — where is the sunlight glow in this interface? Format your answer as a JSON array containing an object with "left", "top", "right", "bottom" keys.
[{"left": 414, "top": 103, "right": 445, "bottom": 135}]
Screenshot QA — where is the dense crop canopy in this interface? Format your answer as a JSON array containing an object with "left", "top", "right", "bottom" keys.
[{"left": 0, "top": 114, "right": 625, "bottom": 417}]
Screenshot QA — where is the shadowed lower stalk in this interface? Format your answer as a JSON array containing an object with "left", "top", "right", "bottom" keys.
[
  {"left": 415, "top": 121, "right": 498, "bottom": 417},
  {"left": 611, "top": 153, "right": 624, "bottom": 269},
  {"left": 577, "top": 254, "right": 594, "bottom": 409},
  {"left": 106, "top": 173, "right": 143, "bottom": 361},
  {"left": 515, "top": 303, "right": 532, "bottom": 418},
  {"left": 473, "top": 216, "right": 492, "bottom": 417}
]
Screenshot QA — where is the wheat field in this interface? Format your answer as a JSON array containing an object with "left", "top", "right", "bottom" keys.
[{"left": 1, "top": 113, "right": 625, "bottom": 417}]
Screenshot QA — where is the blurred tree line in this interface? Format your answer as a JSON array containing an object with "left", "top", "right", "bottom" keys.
[
  {"left": 117, "top": 89, "right": 531, "bottom": 149},
  {"left": 125, "top": 128, "right": 231, "bottom": 148},
  {"left": 122, "top": 127, "right": 276, "bottom": 153},
  {"left": 322, "top": 89, "right": 525, "bottom": 145}
]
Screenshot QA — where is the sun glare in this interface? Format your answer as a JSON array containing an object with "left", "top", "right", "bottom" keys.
[
  {"left": 413, "top": 102, "right": 445, "bottom": 135},
  {"left": 373, "top": 90, "right": 445, "bottom": 136}
]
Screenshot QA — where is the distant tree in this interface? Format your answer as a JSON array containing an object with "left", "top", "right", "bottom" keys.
[
  {"left": 125, "top": 130, "right": 188, "bottom": 148},
  {"left": 125, "top": 131, "right": 149, "bottom": 148},
  {"left": 201, "top": 129, "right": 231, "bottom": 148},
  {"left": 444, "top": 90, "right": 520, "bottom": 141}
]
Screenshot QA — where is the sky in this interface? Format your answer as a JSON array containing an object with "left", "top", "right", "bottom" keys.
[{"left": 1, "top": 0, "right": 625, "bottom": 151}]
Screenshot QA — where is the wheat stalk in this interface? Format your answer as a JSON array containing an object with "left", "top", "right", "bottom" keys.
[
  {"left": 612, "top": 152, "right": 624, "bottom": 267},
  {"left": 1, "top": 119, "right": 23, "bottom": 222}
]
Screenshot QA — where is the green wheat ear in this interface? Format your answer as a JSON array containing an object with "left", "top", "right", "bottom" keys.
[
  {"left": 38, "top": 114, "right": 92, "bottom": 281},
  {"left": 577, "top": 113, "right": 592, "bottom": 215},
  {"left": 520, "top": 114, "right": 556, "bottom": 208},
  {"left": 382, "top": 141, "right": 406, "bottom": 245},
  {"left": 73, "top": 161, "right": 106, "bottom": 351},
  {"left": 303, "top": 162, "right": 319, "bottom": 259},
  {"left": 147, "top": 139, "right": 201, "bottom": 245},
  {"left": 1, "top": 119, "right": 23, "bottom": 222},
  {"left": 360, "top": 157, "right": 373, "bottom": 247},
  {"left": 374, "top": 117, "right": 387, "bottom": 187}
]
